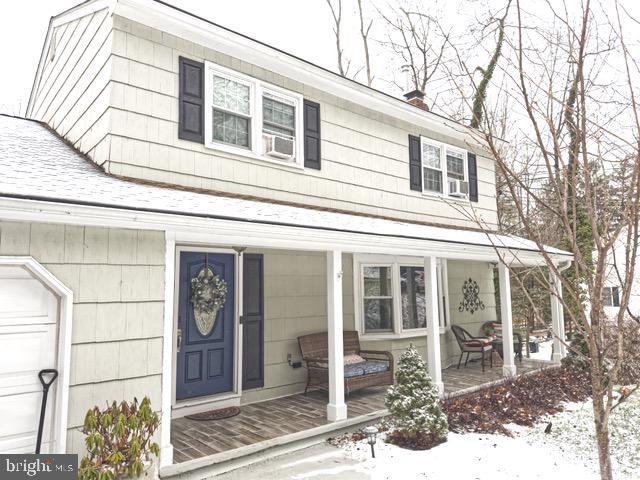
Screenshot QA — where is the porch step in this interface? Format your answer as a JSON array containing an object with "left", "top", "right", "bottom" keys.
[{"left": 159, "top": 409, "right": 387, "bottom": 480}]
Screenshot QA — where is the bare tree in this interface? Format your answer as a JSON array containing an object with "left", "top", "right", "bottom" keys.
[
  {"left": 377, "top": 2, "right": 449, "bottom": 100},
  {"left": 357, "top": 0, "right": 374, "bottom": 87},
  {"left": 462, "top": 1, "right": 640, "bottom": 478},
  {"left": 325, "top": 0, "right": 350, "bottom": 77}
]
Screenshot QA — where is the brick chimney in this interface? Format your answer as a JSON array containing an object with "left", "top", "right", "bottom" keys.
[{"left": 403, "top": 89, "right": 429, "bottom": 111}]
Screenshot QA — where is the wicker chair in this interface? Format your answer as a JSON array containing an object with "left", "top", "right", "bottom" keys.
[
  {"left": 451, "top": 324, "right": 493, "bottom": 372},
  {"left": 298, "top": 331, "right": 394, "bottom": 396},
  {"left": 481, "top": 321, "right": 523, "bottom": 362}
]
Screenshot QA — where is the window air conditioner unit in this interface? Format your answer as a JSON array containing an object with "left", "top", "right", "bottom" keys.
[
  {"left": 263, "top": 134, "right": 295, "bottom": 160},
  {"left": 448, "top": 179, "right": 469, "bottom": 197}
]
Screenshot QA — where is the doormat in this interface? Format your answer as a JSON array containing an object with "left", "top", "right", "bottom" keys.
[{"left": 185, "top": 406, "right": 241, "bottom": 421}]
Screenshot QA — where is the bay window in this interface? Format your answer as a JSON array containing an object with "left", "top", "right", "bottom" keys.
[
  {"left": 204, "top": 62, "right": 304, "bottom": 166},
  {"left": 355, "top": 255, "right": 449, "bottom": 338}
]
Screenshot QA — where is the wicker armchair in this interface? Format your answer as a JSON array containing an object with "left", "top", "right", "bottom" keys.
[
  {"left": 481, "top": 321, "right": 523, "bottom": 362},
  {"left": 451, "top": 324, "right": 493, "bottom": 372},
  {"left": 298, "top": 331, "right": 394, "bottom": 396}
]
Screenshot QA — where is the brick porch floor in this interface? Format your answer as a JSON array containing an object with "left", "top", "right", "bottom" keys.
[{"left": 171, "top": 357, "right": 552, "bottom": 464}]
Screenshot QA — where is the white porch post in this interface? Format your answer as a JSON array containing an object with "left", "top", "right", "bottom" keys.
[
  {"left": 550, "top": 269, "right": 567, "bottom": 363},
  {"left": 425, "top": 256, "right": 444, "bottom": 394},
  {"left": 160, "top": 231, "right": 176, "bottom": 467},
  {"left": 498, "top": 261, "right": 517, "bottom": 377},
  {"left": 326, "top": 250, "right": 347, "bottom": 421}
]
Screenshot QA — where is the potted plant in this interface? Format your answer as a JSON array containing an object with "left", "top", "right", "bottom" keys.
[{"left": 79, "top": 396, "right": 160, "bottom": 480}]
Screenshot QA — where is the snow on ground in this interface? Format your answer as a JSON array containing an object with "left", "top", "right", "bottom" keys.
[
  {"left": 529, "top": 339, "right": 553, "bottom": 361},
  {"left": 219, "top": 393, "right": 640, "bottom": 480},
  {"left": 219, "top": 430, "right": 598, "bottom": 480},
  {"left": 521, "top": 394, "right": 640, "bottom": 480}
]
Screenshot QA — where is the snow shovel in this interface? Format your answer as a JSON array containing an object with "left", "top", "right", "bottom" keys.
[{"left": 35, "top": 369, "right": 58, "bottom": 454}]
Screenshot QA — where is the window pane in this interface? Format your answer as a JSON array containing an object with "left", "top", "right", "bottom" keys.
[
  {"left": 612, "top": 287, "right": 620, "bottom": 307},
  {"left": 213, "top": 109, "right": 250, "bottom": 147},
  {"left": 424, "top": 168, "right": 442, "bottom": 193},
  {"left": 363, "top": 266, "right": 392, "bottom": 296},
  {"left": 263, "top": 95, "right": 295, "bottom": 138},
  {"left": 422, "top": 143, "right": 441, "bottom": 169},
  {"left": 447, "top": 151, "right": 465, "bottom": 180},
  {"left": 364, "top": 298, "right": 393, "bottom": 331},
  {"left": 602, "top": 287, "right": 613, "bottom": 307},
  {"left": 401, "top": 266, "right": 426, "bottom": 329},
  {"left": 213, "top": 75, "right": 250, "bottom": 115}
]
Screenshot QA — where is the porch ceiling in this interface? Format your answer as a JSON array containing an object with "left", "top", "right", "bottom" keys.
[{"left": 0, "top": 116, "right": 571, "bottom": 266}]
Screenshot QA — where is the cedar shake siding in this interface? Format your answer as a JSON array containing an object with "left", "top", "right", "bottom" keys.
[
  {"left": 0, "top": 221, "right": 165, "bottom": 456},
  {"left": 28, "top": 11, "right": 498, "bottom": 230}
]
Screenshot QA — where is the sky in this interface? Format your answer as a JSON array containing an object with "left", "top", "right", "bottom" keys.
[{"left": 0, "top": 0, "right": 343, "bottom": 116}]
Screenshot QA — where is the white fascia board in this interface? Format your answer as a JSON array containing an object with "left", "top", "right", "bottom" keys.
[
  {"left": 112, "top": 0, "right": 484, "bottom": 148},
  {"left": 0, "top": 196, "right": 568, "bottom": 266}
]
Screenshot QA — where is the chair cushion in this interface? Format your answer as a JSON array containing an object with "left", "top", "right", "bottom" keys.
[
  {"left": 361, "top": 360, "right": 390, "bottom": 375},
  {"left": 344, "top": 363, "right": 366, "bottom": 378},
  {"left": 462, "top": 338, "right": 493, "bottom": 352},
  {"left": 343, "top": 360, "right": 389, "bottom": 378},
  {"left": 344, "top": 354, "right": 365, "bottom": 365}
]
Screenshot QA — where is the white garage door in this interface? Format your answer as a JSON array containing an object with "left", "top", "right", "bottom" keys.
[{"left": 0, "top": 265, "right": 59, "bottom": 454}]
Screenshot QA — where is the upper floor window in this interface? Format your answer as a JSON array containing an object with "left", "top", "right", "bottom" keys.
[
  {"left": 421, "top": 138, "right": 469, "bottom": 198},
  {"left": 205, "top": 62, "right": 304, "bottom": 166},
  {"left": 602, "top": 286, "right": 620, "bottom": 307}
]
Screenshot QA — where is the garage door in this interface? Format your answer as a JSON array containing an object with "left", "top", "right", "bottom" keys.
[{"left": 0, "top": 265, "right": 58, "bottom": 454}]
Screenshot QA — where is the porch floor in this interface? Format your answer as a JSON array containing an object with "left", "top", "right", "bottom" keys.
[{"left": 171, "top": 357, "right": 552, "bottom": 464}]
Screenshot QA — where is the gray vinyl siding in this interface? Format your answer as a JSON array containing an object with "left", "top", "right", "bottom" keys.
[{"left": 0, "top": 221, "right": 165, "bottom": 456}]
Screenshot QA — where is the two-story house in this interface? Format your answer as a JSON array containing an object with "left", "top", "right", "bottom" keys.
[{"left": 0, "top": 0, "right": 572, "bottom": 477}]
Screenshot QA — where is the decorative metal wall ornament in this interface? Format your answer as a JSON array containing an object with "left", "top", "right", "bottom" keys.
[
  {"left": 191, "top": 266, "right": 228, "bottom": 336},
  {"left": 458, "top": 278, "right": 485, "bottom": 314}
]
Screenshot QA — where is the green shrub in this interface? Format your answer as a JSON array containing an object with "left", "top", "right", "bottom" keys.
[{"left": 79, "top": 397, "right": 160, "bottom": 480}]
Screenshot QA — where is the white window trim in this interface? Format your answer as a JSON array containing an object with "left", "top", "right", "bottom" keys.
[
  {"left": 602, "top": 286, "right": 620, "bottom": 307},
  {"left": 420, "top": 137, "right": 471, "bottom": 202},
  {"left": 204, "top": 61, "right": 305, "bottom": 168},
  {"left": 353, "top": 254, "right": 449, "bottom": 340}
]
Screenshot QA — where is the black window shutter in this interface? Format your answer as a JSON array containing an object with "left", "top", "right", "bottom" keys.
[
  {"left": 178, "top": 56, "right": 204, "bottom": 143},
  {"left": 408, "top": 134, "right": 422, "bottom": 191},
  {"left": 303, "top": 100, "right": 321, "bottom": 169},
  {"left": 468, "top": 152, "right": 479, "bottom": 202},
  {"left": 242, "top": 253, "right": 264, "bottom": 390}
]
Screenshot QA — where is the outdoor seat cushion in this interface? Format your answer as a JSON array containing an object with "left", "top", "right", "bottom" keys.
[
  {"left": 462, "top": 338, "right": 493, "bottom": 352},
  {"left": 343, "top": 360, "right": 389, "bottom": 378}
]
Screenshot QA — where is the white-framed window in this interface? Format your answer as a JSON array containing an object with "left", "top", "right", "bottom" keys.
[
  {"left": 204, "top": 62, "right": 304, "bottom": 167},
  {"left": 421, "top": 137, "right": 469, "bottom": 198},
  {"left": 354, "top": 255, "right": 449, "bottom": 338},
  {"left": 602, "top": 286, "right": 620, "bottom": 307}
]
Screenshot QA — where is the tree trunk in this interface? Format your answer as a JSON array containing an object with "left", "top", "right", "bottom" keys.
[{"left": 591, "top": 370, "right": 614, "bottom": 480}]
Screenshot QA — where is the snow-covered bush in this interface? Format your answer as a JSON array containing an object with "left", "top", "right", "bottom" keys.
[{"left": 385, "top": 345, "right": 448, "bottom": 443}]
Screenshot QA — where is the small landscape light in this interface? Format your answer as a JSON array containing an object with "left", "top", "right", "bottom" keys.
[{"left": 363, "top": 425, "right": 379, "bottom": 458}]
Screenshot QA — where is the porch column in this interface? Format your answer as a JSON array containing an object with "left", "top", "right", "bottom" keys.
[
  {"left": 425, "top": 256, "right": 444, "bottom": 394},
  {"left": 498, "top": 261, "right": 517, "bottom": 377},
  {"left": 550, "top": 269, "right": 567, "bottom": 363},
  {"left": 160, "top": 232, "right": 176, "bottom": 467},
  {"left": 326, "top": 250, "right": 347, "bottom": 421}
]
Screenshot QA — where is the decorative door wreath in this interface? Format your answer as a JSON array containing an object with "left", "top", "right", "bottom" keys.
[{"left": 191, "top": 266, "right": 228, "bottom": 336}]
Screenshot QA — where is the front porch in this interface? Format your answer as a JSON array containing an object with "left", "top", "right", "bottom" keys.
[{"left": 170, "top": 357, "right": 552, "bottom": 464}]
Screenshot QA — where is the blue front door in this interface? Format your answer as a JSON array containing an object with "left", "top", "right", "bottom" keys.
[{"left": 176, "top": 252, "right": 235, "bottom": 400}]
